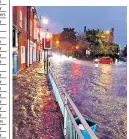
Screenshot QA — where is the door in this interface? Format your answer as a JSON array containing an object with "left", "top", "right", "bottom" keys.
[{"left": 30, "top": 46, "right": 32, "bottom": 64}]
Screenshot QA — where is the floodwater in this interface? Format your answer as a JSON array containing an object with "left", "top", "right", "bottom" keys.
[{"left": 50, "top": 56, "right": 127, "bottom": 139}]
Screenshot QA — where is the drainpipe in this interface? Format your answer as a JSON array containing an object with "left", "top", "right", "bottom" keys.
[
  {"left": 27, "top": 6, "right": 30, "bottom": 67},
  {"left": 26, "top": 7, "right": 28, "bottom": 67}
]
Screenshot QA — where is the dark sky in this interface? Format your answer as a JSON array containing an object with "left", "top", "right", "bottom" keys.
[{"left": 36, "top": 6, "right": 127, "bottom": 48}]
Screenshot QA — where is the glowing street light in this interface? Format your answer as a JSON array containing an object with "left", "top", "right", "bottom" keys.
[
  {"left": 42, "top": 17, "right": 49, "bottom": 25},
  {"left": 76, "top": 46, "right": 79, "bottom": 50},
  {"left": 56, "top": 40, "right": 59, "bottom": 45},
  {"left": 45, "top": 33, "right": 51, "bottom": 39},
  {"left": 106, "top": 30, "right": 110, "bottom": 34}
]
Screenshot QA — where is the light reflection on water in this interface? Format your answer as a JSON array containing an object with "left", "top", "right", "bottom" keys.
[{"left": 50, "top": 58, "right": 127, "bottom": 139}]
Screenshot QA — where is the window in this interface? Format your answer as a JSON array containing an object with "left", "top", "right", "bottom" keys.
[
  {"left": 21, "top": 46, "right": 25, "bottom": 64},
  {"left": 13, "top": 29, "right": 16, "bottom": 47},
  {"left": 19, "top": 10, "right": 22, "bottom": 28},
  {"left": 24, "top": 18, "right": 27, "bottom": 32},
  {"left": 22, "top": 47, "right": 24, "bottom": 54}
]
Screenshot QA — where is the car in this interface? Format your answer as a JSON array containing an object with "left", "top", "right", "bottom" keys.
[
  {"left": 120, "top": 57, "right": 127, "bottom": 62},
  {"left": 99, "top": 57, "right": 113, "bottom": 64}
]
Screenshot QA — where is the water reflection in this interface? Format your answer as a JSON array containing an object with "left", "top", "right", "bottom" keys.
[{"left": 50, "top": 58, "right": 127, "bottom": 139}]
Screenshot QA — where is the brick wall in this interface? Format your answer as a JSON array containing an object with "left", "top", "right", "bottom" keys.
[
  {"left": 13, "top": 6, "right": 17, "bottom": 25},
  {"left": 13, "top": 6, "right": 27, "bottom": 71},
  {"left": 13, "top": 6, "right": 41, "bottom": 71}
]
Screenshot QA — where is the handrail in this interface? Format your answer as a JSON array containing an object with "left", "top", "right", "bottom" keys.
[
  {"left": 49, "top": 66, "right": 98, "bottom": 139},
  {"left": 66, "top": 105, "right": 84, "bottom": 139}
]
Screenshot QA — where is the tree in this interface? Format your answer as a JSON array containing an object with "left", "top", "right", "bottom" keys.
[
  {"left": 123, "top": 46, "right": 127, "bottom": 57},
  {"left": 76, "top": 32, "right": 90, "bottom": 50},
  {"left": 60, "top": 28, "right": 77, "bottom": 44},
  {"left": 85, "top": 29, "right": 101, "bottom": 54},
  {"left": 84, "top": 29, "right": 119, "bottom": 57}
]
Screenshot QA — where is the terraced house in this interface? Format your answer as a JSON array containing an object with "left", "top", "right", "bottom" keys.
[{"left": 13, "top": 6, "right": 42, "bottom": 75}]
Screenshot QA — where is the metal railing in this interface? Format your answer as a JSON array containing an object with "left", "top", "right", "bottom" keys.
[{"left": 48, "top": 66, "right": 98, "bottom": 139}]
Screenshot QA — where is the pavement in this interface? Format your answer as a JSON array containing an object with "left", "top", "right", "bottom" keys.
[{"left": 13, "top": 61, "right": 64, "bottom": 139}]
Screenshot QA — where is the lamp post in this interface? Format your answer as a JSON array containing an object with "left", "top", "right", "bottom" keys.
[
  {"left": 42, "top": 17, "right": 48, "bottom": 25},
  {"left": 39, "top": 16, "right": 49, "bottom": 61},
  {"left": 39, "top": 16, "right": 49, "bottom": 73},
  {"left": 75, "top": 46, "right": 79, "bottom": 57}
]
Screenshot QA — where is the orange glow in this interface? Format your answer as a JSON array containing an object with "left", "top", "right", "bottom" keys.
[
  {"left": 45, "top": 33, "right": 51, "bottom": 39},
  {"left": 76, "top": 46, "right": 79, "bottom": 50},
  {"left": 106, "top": 30, "right": 110, "bottom": 34},
  {"left": 56, "top": 40, "right": 59, "bottom": 44}
]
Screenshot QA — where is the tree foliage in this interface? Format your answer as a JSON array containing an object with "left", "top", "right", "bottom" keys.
[
  {"left": 81, "top": 29, "right": 120, "bottom": 57},
  {"left": 60, "top": 28, "right": 77, "bottom": 44},
  {"left": 52, "top": 28, "right": 120, "bottom": 58},
  {"left": 76, "top": 32, "right": 90, "bottom": 50},
  {"left": 123, "top": 46, "right": 127, "bottom": 57}
]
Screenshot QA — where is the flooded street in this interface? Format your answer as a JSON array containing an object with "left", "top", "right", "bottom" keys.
[{"left": 50, "top": 57, "right": 127, "bottom": 139}]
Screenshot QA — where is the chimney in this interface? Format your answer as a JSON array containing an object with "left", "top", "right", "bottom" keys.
[
  {"left": 84, "top": 26, "right": 86, "bottom": 33},
  {"left": 111, "top": 28, "right": 114, "bottom": 35}
]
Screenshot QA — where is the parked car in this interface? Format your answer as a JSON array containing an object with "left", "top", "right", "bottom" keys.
[
  {"left": 99, "top": 57, "right": 113, "bottom": 64},
  {"left": 120, "top": 57, "right": 127, "bottom": 62}
]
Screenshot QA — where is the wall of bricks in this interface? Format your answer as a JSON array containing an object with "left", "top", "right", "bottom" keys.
[{"left": 13, "top": 6, "right": 28, "bottom": 71}]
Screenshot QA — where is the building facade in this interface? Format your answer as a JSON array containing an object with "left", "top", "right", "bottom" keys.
[
  {"left": 13, "top": 6, "right": 43, "bottom": 75},
  {"left": 13, "top": 6, "right": 28, "bottom": 73}
]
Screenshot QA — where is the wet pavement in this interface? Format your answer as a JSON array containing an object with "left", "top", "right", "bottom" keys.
[
  {"left": 13, "top": 62, "right": 64, "bottom": 139},
  {"left": 50, "top": 57, "right": 127, "bottom": 139}
]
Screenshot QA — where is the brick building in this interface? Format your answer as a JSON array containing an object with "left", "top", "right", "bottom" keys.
[
  {"left": 27, "top": 6, "right": 36, "bottom": 66},
  {"left": 13, "top": 6, "right": 42, "bottom": 74},
  {"left": 13, "top": 6, "right": 28, "bottom": 72}
]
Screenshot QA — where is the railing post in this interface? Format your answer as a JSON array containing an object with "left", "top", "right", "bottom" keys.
[{"left": 64, "top": 95, "right": 67, "bottom": 137}]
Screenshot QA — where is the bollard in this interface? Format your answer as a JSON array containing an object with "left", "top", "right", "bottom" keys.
[{"left": 115, "top": 59, "right": 118, "bottom": 64}]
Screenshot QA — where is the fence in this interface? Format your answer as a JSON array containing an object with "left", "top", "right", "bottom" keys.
[{"left": 48, "top": 66, "right": 98, "bottom": 139}]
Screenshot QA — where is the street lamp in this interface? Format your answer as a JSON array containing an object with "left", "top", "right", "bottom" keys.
[
  {"left": 76, "top": 46, "right": 79, "bottom": 50},
  {"left": 106, "top": 30, "right": 110, "bottom": 34},
  {"left": 105, "top": 30, "right": 110, "bottom": 42},
  {"left": 46, "top": 33, "right": 51, "bottom": 39},
  {"left": 56, "top": 40, "right": 59, "bottom": 45},
  {"left": 42, "top": 17, "right": 49, "bottom": 25}
]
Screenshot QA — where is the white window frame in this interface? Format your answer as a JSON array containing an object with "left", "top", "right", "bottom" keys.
[
  {"left": 24, "top": 18, "right": 27, "bottom": 32},
  {"left": 19, "top": 10, "right": 22, "bottom": 28},
  {"left": 21, "top": 46, "right": 25, "bottom": 64}
]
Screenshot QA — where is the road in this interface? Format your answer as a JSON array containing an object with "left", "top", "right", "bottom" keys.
[{"left": 49, "top": 55, "right": 127, "bottom": 139}]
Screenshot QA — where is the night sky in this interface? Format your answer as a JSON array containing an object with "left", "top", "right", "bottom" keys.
[{"left": 36, "top": 6, "right": 127, "bottom": 48}]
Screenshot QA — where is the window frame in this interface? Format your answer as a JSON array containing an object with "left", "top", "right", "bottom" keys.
[{"left": 19, "top": 10, "right": 22, "bottom": 28}]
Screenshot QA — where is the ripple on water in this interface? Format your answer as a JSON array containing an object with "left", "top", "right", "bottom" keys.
[{"left": 50, "top": 59, "right": 127, "bottom": 139}]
